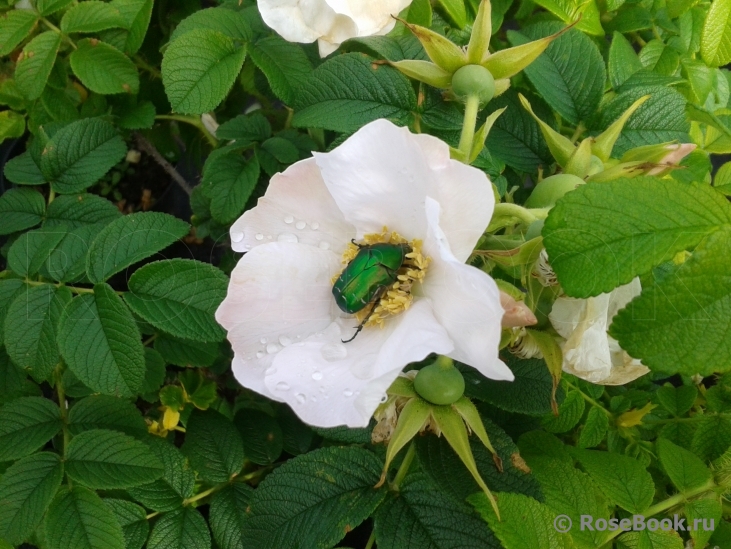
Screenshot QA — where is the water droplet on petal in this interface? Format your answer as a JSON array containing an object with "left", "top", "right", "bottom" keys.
[
  {"left": 343, "top": 389, "right": 353, "bottom": 397},
  {"left": 231, "top": 232, "right": 244, "bottom": 243},
  {"left": 275, "top": 382, "right": 290, "bottom": 391},
  {"left": 312, "top": 371, "right": 323, "bottom": 381},
  {"left": 260, "top": 337, "right": 267, "bottom": 344},
  {"left": 266, "top": 343, "right": 280, "bottom": 354},
  {"left": 284, "top": 215, "right": 294, "bottom": 224},
  {"left": 279, "top": 335, "right": 292, "bottom": 346},
  {"left": 277, "top": 233, "right": 298, "bottom": 243},
  {"left": 256, "top": 351, "right": 264, "bottom": 359},
  {"left": 265, "top": 367, "right": 277, "bottom": 376},
  {"left": 321, "top": 343, "right": 347, "bottom": 361},
  {"left": 255, "top": 233, "right": 264, "bottom": 241},
  {"left": 311, "top": 396, "right": 317, "bottom": 402},
  {"left": 311, "top": 222, "right": 320, "bottom": 230},
  {"left": 319, "top": 241, "right": 330, "bottom": 250},
  {"left": 295, "top": 393, "right": 306, "bottom": 404},
  {"left": 295, "top": 221, "right": 306, "bottom": 230}
]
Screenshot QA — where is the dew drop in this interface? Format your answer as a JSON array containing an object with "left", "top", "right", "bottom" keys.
[
  {"left": 312, "top": 371, "right": 323, "bottom": 381},
  {"left": 244, "top": 244, "right": 251, "bottom": 250},
  {"left": 260, "top": 337, "right": 267, "bottom": 344},
  {"left": 284, "top": 215, "right": 294, "bottom": 224},
  {"left": 295, "top": 393, "right": 306, "bottom": 404},
  {"left": 255, "top": 233, "right": 264, "bottom": 241},
  {"left": 256, "top": 351, "right": 264, "bottom": 359},
  {"left": 321, "top": 343, "right": 348, "bottom": 361},
  {"left": 266, "top": 343, "right": 280, "bottom": 354},
  {"left": 279, "top": 335, "right": 292, "bottom": 347},
  {"left": 277, "top": 233, "right": 298, "bottom": 243},
  {"left": 380, "top": 394, "right": 388, "bottom": 403},
  {"left": 295, "top": 221, "right": 306, "bottom": 230},
  {"left": 311, "top": 222, "right": 320, "bottom": 230},
  {"left": 275, "top": 382, "right": 290, "bottom": 391},
  {"left": 319, "top": 241, "right": 330, "bottom": 250},
  {"left": 265, "top": 367, "right": 277, "bottom": 376},
  {"left": 311, "top": 396, "right": 317, "bottom": 402},
  {"left": 343, "top": 389, "right": 354, "bottom": 397},
  {"left": 231, "top": 231, "right": 244, "bottom": 243}
]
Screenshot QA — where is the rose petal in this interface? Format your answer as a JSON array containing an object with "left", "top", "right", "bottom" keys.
[
  {"left": 266, "top": 300, "right": 453, "bottom": 427},
  {"left": 228, "top": 158, "right": 354, "bottom": 254},
  {"left": 421, "top": 197, "right": 513, "bottom": 381},
  {"left": 258, "top": 0, "right": 336, "bottom": 43},
  {"left": 324, "top": 0, "right": 412, "bottom": 35},
  {"left": 500, "top": 291, "right": 538, "bottom": 328}
]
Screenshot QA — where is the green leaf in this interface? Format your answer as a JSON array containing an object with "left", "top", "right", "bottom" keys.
[
  {"left": 0, "top": 187, "right": 45, "bottom": 235},
  {"left": 70, "top": 39, "right": 140, "bottom": 95},
  {"left": 36, "top": 0, "right": 74, "bottom": 16},
  {"left": 595, "top": 86, "right": 689, "bottom": 156},
  {"left": 0, "top": 452, "right": 63, "bottom": 545},
  {"left": 116, "top": 100, "right": 156, "bottom": 130},
  {"left": 343, "top": 34, "right": 427, "bottom": 62},
  {"left": 685, "top": 497, "right": 722, "bottom": 548},
  {"left": 201, "top": 153, "right": 260, "bottom": 224},
  {"left": 436, "top": 0, "right": 467, "bottom": 27},
  {"left": 61, "top": 2, "right": 128, "bottom": 34},
  {"left": 170, "top": 7, "right": 252, "bottom": 42},
  {"left": 242, "top": 447, "right": 387, "bottom": 549},
  {"left": 153, "top": 334, "right": 218, "bottom": 368},
  {"left": 609, "top": 32, "right": 644, "bottom": 89},
  {"left": 58, "top": 284, "right": 146, "bottom": 397},
  {"left": 292, "top": 53, "right": 416, "bottom": 133},
  {"left": 656, "top": 385, "right": 698, "bottom": 417},
  {"left": 215, "top": 112, "right": 271, "bottom": 142},
  {"left": 248, "top": 36, "right": 312, "bottom": 105},
  {"left": 43, "top": 224, "right": 101, "bottom": 283},
  {"left": 141, "top": 346, "right": 166, "bottom": 397},
  {"left": 543, "top": 177, "right": 731, "bottom": 297},
  {"left": 105, "top": 499, "right": 149, "bottom": 549},
  {"left": 509, "top": 23, "right": 605, "bottom": 125},
  {"left": 375, "top": 473, "right": 499, "bottom": 549},
  {"left": 234, "top": 409, "right": 283, "bottom": 466},
  {"left": 182, "top": 409, "right": 244, "bottom": 483},
  {"left": 7, "top": 226, "right": 66, "bottom": 277},
  {"left": 124, "top": 259, "right": 227, "bottom": 342},
  {"left": 656, "top": 438, "right": 712, "bottom": 492},
  {"left": 0, "top": 347, "right": 27, "bottom": 402},
  {"left": 617, "top": 530, "right": 684, "bottom": 549},
  {"left": 610, "top": 228, "right": 731, "bottom": 376},
  {"left": 162, "top": 28, "right": 246, "bottom": 115},
  {"left": 0, "top": 396, "right": 61, "bottom": 461},
  {"left": 127, "top": 438, "right": 195, "bottom": 512},
  {"left": 463, "top": 355, "right": 558, "bottom": 416},
  {"left": 701, "top": 0, "right": 731, "bottom": 67},
  {"left": 532, "top": 0, "right": 603, "bottom": 35},
  {"left": 4, "top": 151, "right": 46, "bottom": 186},
  {"left": 41, "top": 118, "right": 127, "bottom": 194},
  {"left": 106, "top": 0, "right": 153, "bottom": 55},
  {"left": 15, "top": 31, "right": 61, "bottom": 101},
  {"left": 45, "top": 193, "right": 121, "bottom": 229},
  {"left": 68, "top": 395, "right": 148, "bottom": 438},
  {"left": 638, "top": 40, "right": 680, "bottom": 76},
  {"left": 542, "top": 390, "right": 584, "bottom": 433},
  {"left": 4, "top": 284, "right": 71, "bottom": 381},
  {"left": 0, "top": 110, "right": 25, "bottom": 143},
  {"left": 691, "top": 414, "right": 731, "bottom": 461},
  {"left": 572, "top": 449, "right": 655, "bottom": 512},
  {"left": 66, "top": 428, "right": 163, "bottom": 489},
  {"left": 147, "top": 508, "right": 211, "bottom": 549},
  {"left": 578, "top": 406, "right": 609, "bottom": 449},
  {"left": 45, "top": 486, "right": 125, "bottom": 549},
  {"left": 209, "top": 484, "right": 254, "bottom": 549},
  {"left": 471, "top": 491, "right": 573, "bottom": 549},
  {"left": 0, "top": 9, "right": 39, "bottom": 57},
  {"left": 0, "top": 279, "right": 26, "bottom": 347},
  {"left": 86, "top": 212, "right": 189, "bottom": 283}
]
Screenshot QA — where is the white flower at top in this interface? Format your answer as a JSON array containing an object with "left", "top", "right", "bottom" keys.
[
  {"left": 549, "top": 279, "right": 649, "bottom": 385},
  {"left": 215, "top": 119, "right": 513, "bottom": 428},
  {"left": 258, "top": 0, "right": 413, "bottom": 57}
]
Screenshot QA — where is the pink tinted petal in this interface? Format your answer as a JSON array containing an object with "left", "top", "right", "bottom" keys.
[
  {"left": 422, "top": 197, "right": 513, "bottom": 381},
  {"left": 500, "top": 292, "right": 538, "bottom": 328},
  {"left": 216, "top": 242, "right": 343, "bottom": 395},
  {"left": 229, "top": 158, "right": 354, "bottom": 255},
  {"left": 314, "top": 119, "right": 437, "bottom": 240},
  {"left": 266, "top": 300, "right": 453, "bottom": 427}
]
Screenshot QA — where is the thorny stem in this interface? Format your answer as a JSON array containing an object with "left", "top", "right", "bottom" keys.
[
  {"left": 458, "top": 95, "right": 481, "bottom": 161},
  {"left": 155, "top": 115, "right": 218, "bottom": 147},
  {"left": 391, "top": 442, "right": 416, "bottom": 491}
]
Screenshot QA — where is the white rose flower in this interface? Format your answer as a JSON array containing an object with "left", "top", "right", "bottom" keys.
[
  {"left": 549, "top": 278, "right": 649, "bottom": 385},
  {"left": 258, "top": 0, "right": 413, "bottom": 57},
  {"left": 215, "top": 119, "right": 513, "bottom": 428}
]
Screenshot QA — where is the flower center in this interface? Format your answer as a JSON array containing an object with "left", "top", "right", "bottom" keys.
[{"left": 335, "top": 227, "right": 430, "bottom": 330}]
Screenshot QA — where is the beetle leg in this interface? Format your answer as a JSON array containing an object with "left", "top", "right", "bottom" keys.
[
  {"left": 351, "top": 238, "right": 364, "bottom": 248},
  {"left": 341, "top": 287, "right": 385, "bottom": 343}
]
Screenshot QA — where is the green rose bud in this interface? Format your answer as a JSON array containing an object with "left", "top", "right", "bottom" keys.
[{"left": 451, "top": 64, "right": 496, "bottom": 105}]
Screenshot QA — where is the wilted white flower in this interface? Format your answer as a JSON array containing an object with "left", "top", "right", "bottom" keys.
[
  {"left": 258, "top": 0, "right": 413, "bottom": 56},
  {"left": 215, "top": 119, "right": 513, "bottom": 428},
  {"left": 549, "top": 279, "right": 649, "bottom": 385}
]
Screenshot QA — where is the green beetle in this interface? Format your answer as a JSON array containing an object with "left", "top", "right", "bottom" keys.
[{"left": 332, "top": 241, "right": 411, "bottom": 342}]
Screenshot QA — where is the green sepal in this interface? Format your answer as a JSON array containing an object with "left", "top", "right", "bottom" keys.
[
  {"left": 586, "top": 161, "right": 646, "bottom": 182},
  {"left": 519, "top": 93, "right": 575, "bottom": 166},
  {"left": 526, "top": 329, "right": 563, "bottom": 415},
  {"left": 494, "top": 279, "right": 526, "bottom": 301},
  {"left": 452, "top": 397, "right": 498, "bottom": 457},
  {"left": 470, "top": 107, "right": 506, "bottom": 163},
  {"left": 494, "top": 78, "right": 511, "bottom": 97},
  {"left": 391, "top": 60, "right": 452, "bottom": 88},
  {"left": 564, "top": 137, "right": 594, "bottom": 178},
  {"left": 377, "top": 398, "right": 431, "bottom": 486},
  {"left": 431, "top": 405, "right": 500, "bottom": 519},
  {"left": 620, "top": 141, "right": 685, "bottom": 164},
  {"left": 467, "top": 0, "right": 492, "bottom": 64},
  {"left": 592, "top": 95, "right": 650, "bottom": 161},
  {"left": 401, "top": 20, "right": 466, "bottom": 73},
  {"left": 387, "top": 376, "right": 418, "bottom": 398},
  {"left": 479, "top": 236, "right": 544, "bottom": 268}
]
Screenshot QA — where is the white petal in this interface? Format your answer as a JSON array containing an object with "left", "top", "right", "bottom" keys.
[
  {"left": 228, "top": 158, "right": 354, "bottom": 254},
  {"left": 324, "top": 0, "right": 413, "bottom": 35},
  {"left": 314, "top": 119, "right": 438, "bottom": 240},
  {"left": 265, "top": 300, "right": 453, "bottom": 427},
  {"left": 421, "top": 197, "right": 513, "bottom": 381},
  {"left": 258, "top": 0, "right": 333, "bottom": 43},
  {"left": 216, "top": 242, "right": 343, "bottom": 398}
]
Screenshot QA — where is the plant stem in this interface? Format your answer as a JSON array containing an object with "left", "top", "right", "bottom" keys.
[
  {"left": 155, "top": 115, "right": 218, "bottom": 147},
  {"left": 134, "top": 55, "right": 162, "bottom": 79},
  {"left": 48, "top": 189, "right": 55, "bottom": 205},
  {"left": 42, "top": 18, "right": 76, "bottom": 49},
  {"left": 134, "top": 133, "right": 193, "bottom": 196},
  {"left": 564, "top": 380, "right": 612, "bottom": 417},
  {"left": 25, "top": 279, "right": 96, "bottom": 295},
  {"left": 491, "top": 203, "right": 548, "bottom": 226},
  {"left": 391, "top": 442, "right": 416, "bottom": 491},
  {"left": 364, "top": 530, "right": 377, "bottom": 549},
  {"left": 458, "top": 95, "right": 481, "bottom": 161}
]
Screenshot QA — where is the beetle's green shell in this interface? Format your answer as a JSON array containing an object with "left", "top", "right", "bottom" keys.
[{"left": 332, "top": 243, "right": 411, "bottom": 314}]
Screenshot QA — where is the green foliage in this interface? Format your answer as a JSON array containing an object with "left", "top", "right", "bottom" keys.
[
  {"left": 182, "top": 409, "right": 245, "bottom": 483},
  {"left": 70, "top": 39, "right": 140, "bottom": 95},
  {"left": 0, "top": 396, "right": 61, "bottom": 461}
]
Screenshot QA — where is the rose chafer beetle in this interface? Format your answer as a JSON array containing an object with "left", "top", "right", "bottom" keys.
[{"left": 332, "top": 241, "right": 412, "bottom": 343}]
